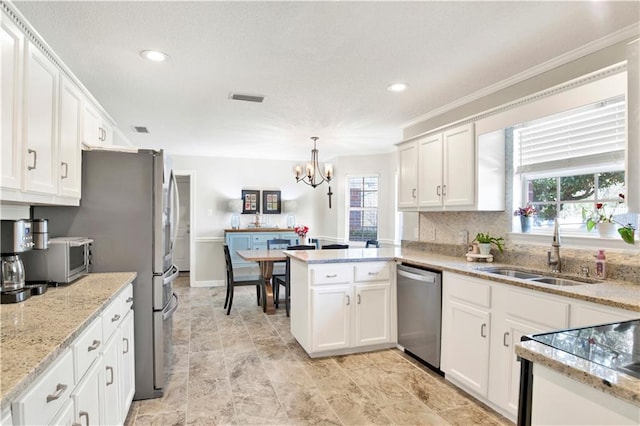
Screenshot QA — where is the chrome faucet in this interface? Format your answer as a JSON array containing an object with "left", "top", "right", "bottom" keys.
[{"left": 547, "top": 218, "right": 561, "bottom": 272}]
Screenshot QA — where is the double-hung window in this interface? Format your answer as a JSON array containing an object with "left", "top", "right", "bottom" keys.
[
  {"left": 347, "top": 175, "right": 378, "bottom": 242},
  {"left": 513, "top": 95, "right": 637, "bottom": 236}
]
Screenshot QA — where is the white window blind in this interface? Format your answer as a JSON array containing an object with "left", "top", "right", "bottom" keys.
[{"left": 515, "top": 96, "right": 625, "bottom": 175}]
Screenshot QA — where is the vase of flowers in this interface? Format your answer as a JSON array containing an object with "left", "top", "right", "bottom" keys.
[
  {"left": 582, "top": 194, "right": 635, "bottom": 244},
  {"left": 514, "top": 205, "right": 536, "bottom": 233},
  {"left": 294, "top": 225, "right": 309, "bottom": 245}
]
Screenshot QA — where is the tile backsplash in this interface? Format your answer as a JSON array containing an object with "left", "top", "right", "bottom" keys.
[{"left": 405, "top": 211, "right": 639, "bottom": 284}]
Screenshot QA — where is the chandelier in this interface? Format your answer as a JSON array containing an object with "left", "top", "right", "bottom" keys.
[{"left": 294, "top": 137, "right": 334, "bottom": 208}]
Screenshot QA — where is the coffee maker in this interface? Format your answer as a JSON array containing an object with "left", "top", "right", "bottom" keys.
[{"left": 1, "top": 219, "right": 34, "bottom": 303}]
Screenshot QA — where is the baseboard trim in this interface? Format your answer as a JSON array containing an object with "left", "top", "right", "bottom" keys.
[{"left": 192, "top": 279, "right": 225, "bottom": 288}]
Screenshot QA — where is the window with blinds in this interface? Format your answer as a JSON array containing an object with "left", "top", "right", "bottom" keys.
[
  {"left": 347, "top": 175, "right": 378, "bottom": 242},
  {"left": 514, "top": 95, "right": 625, "bottom": 175}
]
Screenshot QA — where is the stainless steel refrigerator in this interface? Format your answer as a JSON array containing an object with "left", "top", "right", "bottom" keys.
[{"left": 33, "top": 148, "right": 180, "bottom": 400}]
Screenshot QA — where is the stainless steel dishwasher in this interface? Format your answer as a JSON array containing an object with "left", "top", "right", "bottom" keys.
[{"left": 397, "top": 263, "right": 442, "bottom": 370}]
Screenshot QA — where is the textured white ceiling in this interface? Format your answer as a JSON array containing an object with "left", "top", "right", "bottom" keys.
[{"left": 13, "top": 1, "right": 640, "bottom": 161}]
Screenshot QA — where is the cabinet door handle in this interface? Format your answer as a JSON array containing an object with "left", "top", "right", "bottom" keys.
[
  {"left": 357, "top": 294, "right": 361, "bottom": 304},
  {"left": 436, "top": 185, "right": 440, "bottom": 196},
  {"left": 87, "top": 339, "right": 101, "bottom": 351},
  {"left": 346, "top": 295, "right": 350, "bottom": 305},
  {"left": 126, "top": 296, "right": 134, "bottom": 303},
  {"left": 106, "top": 365, "right": 114, "bottom": 385},
  {"left": 79, "top": 410, "right": 90, "bottom": 426},
  {"left": 28, "top": 149, "right": 37, "bottom": 170},
  {"left": 480, "top": 323, "right": 487, "bottom": 338},
  {"left": 368, "top": 272, "right": 378, "bottom": 275},
  {"left": 111, "top": 313, "right": 121, "bottom": 322},
  {"left": 123, "top": 337, "right": 129, "bottom": 354},
  {"left": 61, "top": 161, "right": 69, "bottom": 179},
  {"left": 503, "top": 332, "right": 510, "bottom": 347},
  {"left": 325, "top": 274, "right": 337, "bottom": 278},
  {"left": 411, "top": 188, "right": 416, "bottom": 199},
  {"left": 442, "top": 185, "right": 447, "bottom": 196},
  {"left": 46, "top": 383, "right": 67, "bottom": 402}
]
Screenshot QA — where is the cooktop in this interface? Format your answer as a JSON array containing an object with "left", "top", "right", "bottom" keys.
[{"left": 527, "top": 319, "right": 640, "bottom": 379}]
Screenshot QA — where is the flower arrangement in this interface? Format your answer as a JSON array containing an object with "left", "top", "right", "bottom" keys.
[
  {"left": 294, "top": 225, "right": 309, "bottom": 238},
  {"left": 582, "top": 194, "right": 635, "bottom": 244},
  {"left": 513, "top": 204, "right": 536, "bottom": 217}
]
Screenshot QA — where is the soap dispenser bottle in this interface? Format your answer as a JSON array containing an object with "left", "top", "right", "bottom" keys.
[{"left": 595, "top": 249, "right": 606, "bottom": 279}]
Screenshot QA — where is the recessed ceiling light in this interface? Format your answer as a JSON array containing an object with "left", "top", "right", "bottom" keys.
[
  {"left": 387, "top": 83, "right": 408, "bottom": 92},
  {"left": 140, "top": 50, "right": 169, "bottom": 62}
]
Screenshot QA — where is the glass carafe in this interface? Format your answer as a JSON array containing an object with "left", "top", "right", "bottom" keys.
[{"left": 1, "top": 255, "right": 25, "bottom": 291}]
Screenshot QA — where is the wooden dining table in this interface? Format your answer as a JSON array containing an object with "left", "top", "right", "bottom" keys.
[{"left": 236, "top": 249, "right": 287, "bottom": 315}]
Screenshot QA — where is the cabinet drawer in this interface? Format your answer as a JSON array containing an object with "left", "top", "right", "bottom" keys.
[
  {"left": 122, "top": 283, "right": 134, "bottom": 311},
  {"left": 446, "top": 274, "right": 491, "bottom": 308},
  {"left": 12, "top": 349, "right": 74, "bottom": 426},
  {"left": 311, "top": 264, "right": 352, "bottom": 285},
  {"left": 506, "top": 289, "right": 569, "bottom": 330},
  {"left": 252, "top": 233, "right": 281, "bottom": 244},
  {"left": 354, "top": 262, "right": 390, "bottom": 282},
  {"left": 72, "top": 316, "right": 103, "bottom": 382},
  {"left": 102, "top": 294, "right": 125, "bottom": 341}
]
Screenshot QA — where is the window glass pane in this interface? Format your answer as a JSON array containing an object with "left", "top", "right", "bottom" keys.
[
  {"left": 597, "top": 171, "right": 625, "bottom": 200},
  {"left": 530, "top": 178, "right": 557, "bottom": 202},
  {"left": 347, "top": 175, "right": 379, "bottom": 242},
  {"left": 559, "top": 174, "right": 594, "bottom": 201}
]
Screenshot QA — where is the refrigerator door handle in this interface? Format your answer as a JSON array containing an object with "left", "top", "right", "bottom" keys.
[
  {"left": 170, "top": 171, "right": 180, "bottom": 250},
  {"left": 163, "top": 264, "right": 179, "bottom": 285},
  {"left": 163, "top": 293, "right": 179, "bottom": 320}
]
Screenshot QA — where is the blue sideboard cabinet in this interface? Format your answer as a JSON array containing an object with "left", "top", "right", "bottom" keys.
[{"left": 225, "top": 229, "right": 299, "bottom": 268}]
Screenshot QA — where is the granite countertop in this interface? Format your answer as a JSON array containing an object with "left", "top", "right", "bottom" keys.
[
  {"left": 287, "top": 247, "right": 640, "bottom": 312},
  {"left": 516, "top": 339, "right": 640, "bottom": 406},
  {"left": 0, "top": 272, "right": 136, "bottom": 412}
]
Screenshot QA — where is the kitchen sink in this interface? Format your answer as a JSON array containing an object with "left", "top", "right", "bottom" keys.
[
  {"left": 479, "top": 267, "right": 601, "bottom": 286},
  {"left": 482, "top": 269, "right": 544, "bottom": 279}
]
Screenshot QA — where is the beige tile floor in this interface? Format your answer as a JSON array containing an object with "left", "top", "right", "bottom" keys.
[{"left": 125, "top": 274, "right": 514, "bottom": 425}]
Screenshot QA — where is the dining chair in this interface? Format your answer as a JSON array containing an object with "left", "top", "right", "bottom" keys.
[
  {"left": 223, "top": 244, "right": 263, "bottom": 315},
  {"left": 267, "top": 238, "right": 292, "bottom": 283},
  {"left": 365, "top": 240, "right": 380, "bottom": 248},
  {"left": 308, "top": 238, "right": 320, "bottom": 249},
  {"left": 273, "top": 244, "right": 315, "bottom": 316},
  {"left": 321, "top": 244, "right": 349, "bottom": 249}
]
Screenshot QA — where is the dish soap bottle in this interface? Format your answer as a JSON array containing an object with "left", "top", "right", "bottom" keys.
[{"left": 595, "top": 249, "right": 606, "bottom": 279}]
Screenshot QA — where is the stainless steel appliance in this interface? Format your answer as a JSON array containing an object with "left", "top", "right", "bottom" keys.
[
  {"left": 1, "top": 219, "right": 33, "bottom": 297},
  {"left": 22, "top": 237, "right": 93, "bottom": 283},
  {"left": 33, "top": 148, "right": 180, "bottom": 400},
  {"left": 397, "top": 263, "right": 442, "bottom": 370},
  {"left": 32, "top": 218, "right": 49, "bottom": 250}
]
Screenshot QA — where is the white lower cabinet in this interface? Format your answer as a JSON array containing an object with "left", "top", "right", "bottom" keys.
[
  {"left": 442, "top": 271, "right": 637, "bottom": 422},
  {"left": 8, "top": 283, "right": 134, "bottom": 426},
  {"left": 292, "top": 260, "right": 395, "bottom": 357}
]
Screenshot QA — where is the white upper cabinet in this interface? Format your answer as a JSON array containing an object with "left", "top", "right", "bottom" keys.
[
  {"left": 1, "top": 14, "right": 24, "bottom": 191},
  {"left": 398, "top": 122, "right": 505, "bottom": 212},
  {"left": 23, "top": 40, "right": 58, "bottom": 195},
  {"left": 83, "top": 101, "right": 114, "bottom": 147},
  {"left": 397, "top": 141, "right": 418, "bottom": 209},
  {"left": 58, "top": 75, "right": 82, "bottom": 198}
]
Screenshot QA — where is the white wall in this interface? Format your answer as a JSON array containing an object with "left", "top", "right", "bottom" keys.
[{"left": 171, "top": 152, "right": 397, "bottom": 285}]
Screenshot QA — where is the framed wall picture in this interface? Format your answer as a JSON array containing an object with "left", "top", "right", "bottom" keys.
[
  {"left": 241, "top": 190, "right": 260, "bottom": 214},
  {"left": 262, "top": 190, "right": 281, "bottom": 214}
]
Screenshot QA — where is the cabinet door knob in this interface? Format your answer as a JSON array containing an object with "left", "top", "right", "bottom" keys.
[
  {"left": 28, "top": 149, "right": 37, "bottom": 170},
  {"left": 79, "top": 410, "right": 90, "bottom": 426},
  {"left": 87, "top": 339, "right": 100, "bottom": 351},
  {"left": 480, "top": 323, "right": 487, "bottom": 338},
  {"left": 61, "top": 161, "right": 69, "bottom": 179},
  {"left": 503, "top": 332, "right": 510, "bottom": 347},
  {"left": 46, "top": 383, "right": 67, "bottom": 402},
  {"left": 106, "top": 365, "right": 114, "bottom": 385}
]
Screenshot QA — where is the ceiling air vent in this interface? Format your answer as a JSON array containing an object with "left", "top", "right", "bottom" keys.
[
  {"left": 132, "top": 126, "right": 149, "bottom": 133},
  {"left": 229, "top": 93, "right": 265, "bottom": 103}
]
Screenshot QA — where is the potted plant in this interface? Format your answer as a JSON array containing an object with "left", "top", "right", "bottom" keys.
[
  {"left": 473, "top": 232, "right": 504, "bottom": 255},
  {"left": 582, "top": 194, "right": 635, "bottom": 244},
  {"left": 513, "top": 204, "right": 536, "bottom": 233}
]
